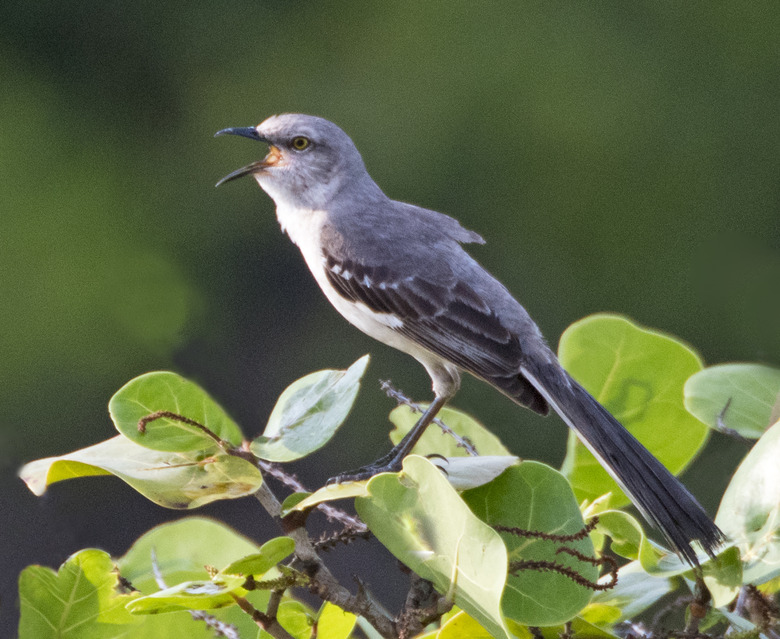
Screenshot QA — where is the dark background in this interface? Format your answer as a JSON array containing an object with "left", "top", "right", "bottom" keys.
[{"left": 3, "top": 2, "right": 779, "bottom": 634}]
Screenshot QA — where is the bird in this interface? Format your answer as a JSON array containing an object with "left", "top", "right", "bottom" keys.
[{"left": 215, "top": 113, "right": 724, "bottom": 565}]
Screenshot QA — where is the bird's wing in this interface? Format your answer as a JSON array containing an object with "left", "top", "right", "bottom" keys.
[{"left": 322, "top": 250, "right": 549, "bottom": 414}]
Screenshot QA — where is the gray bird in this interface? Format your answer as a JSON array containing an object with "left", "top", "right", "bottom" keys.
[{"left": 215, "top": 113, "right": 723, "bottom": 565}]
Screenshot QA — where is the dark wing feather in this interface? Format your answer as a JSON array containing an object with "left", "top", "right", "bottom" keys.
[{"left": 323, "top": 252, "right": 549, "bottom": 414}]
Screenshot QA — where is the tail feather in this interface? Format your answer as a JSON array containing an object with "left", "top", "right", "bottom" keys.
[{"left": 521, "top": 361, "right": 724, "bottom": 566}]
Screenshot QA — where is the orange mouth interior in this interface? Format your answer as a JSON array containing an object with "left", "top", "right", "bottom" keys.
[{"left": 262, "top": 145, "right": 283, "bottom": 167}]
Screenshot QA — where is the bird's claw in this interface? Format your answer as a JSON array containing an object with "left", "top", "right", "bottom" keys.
[{"left": 326, "top": 456, "right": 404, "bottom": 485}]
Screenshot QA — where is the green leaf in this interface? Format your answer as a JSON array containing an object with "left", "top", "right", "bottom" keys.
[
  {"left": 19, "top": 435, "right": 262, "bottom": 509},
  {"left": 286, "top": 481, "right": 372, "bottom": 514},
  {"left": 222, "top": 536, "right": 295, "bottom": 576},
  {"left": 588, "top": 560, "right": 674, "bottom": 623},
  {"left": 437, "top": 610, "right": 495, "bottom": 638},
  {"left": 716, "top": 419, "right": 780, "bottom": 585},
  {"left": 355, "top": 456, "right": 513, "bottom": 639},
  {"left": 117, "top": 517, "right": 261, "bottom": 593},
  {"left": 127, "top": 574, "right": 246, "bottom": 614},
  {"left": 506, "top": 616, "right": 620, "bottom": 639},
  {"left": 558, "top": 314, "right": 708, "bottom": 507},
  {"left": 594, "top": 510, "right": 672, "bottom": 574},
  {"left": 316, "top": 601, "right": 357, "bottom": 639},
  {"left": 117, "top": 518, "right": 275, "bottom": 637},
  {"left": 276, "top": 600, "right": 315, "bottom": 639},
  {"left": 463, "top": 462, "right": 597, "bottom": 626},
  {"left": 109, "top": 371, "right": 244, "bottom": 452},
  {"left": 19, "top": 549, "right": 139, "bottom": 639},
  {"left": 280, "top": 491, "right": 312, "bottom": 514},
  {"left": 699, "top": 545, "right": 742, "bottom": 608},
  {"left": 389, "top": 404, "right": 511, "bottom": 457},
  {"left": 251, "top": 355, "right": 369, "bottom": 462},
  {"left": 684, "top": 363, "right": 780, "bottom": 438}
]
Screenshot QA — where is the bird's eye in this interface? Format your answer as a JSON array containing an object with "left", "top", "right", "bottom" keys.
[{"left": 291, "top": 136, "right": 311, "bottom": 151}]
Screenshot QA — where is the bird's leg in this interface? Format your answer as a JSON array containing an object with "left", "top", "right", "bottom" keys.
[{"left": 328, "top": 395, "right": 448, "bottom": 484}]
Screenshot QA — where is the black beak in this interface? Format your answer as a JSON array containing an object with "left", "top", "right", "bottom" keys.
[
  {"left": 215, "top": 126, "right": 270, "bottom": 187},
  {"left": 214, "top": 126, "right": 268, "bottom": 142},
  {"left": 215, "top": 161, "right": 270, "bottom": 187}
]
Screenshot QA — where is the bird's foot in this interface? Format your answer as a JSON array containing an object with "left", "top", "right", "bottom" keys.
[{"left": 327, "top": 451, "right": 404, "bottom": 485}]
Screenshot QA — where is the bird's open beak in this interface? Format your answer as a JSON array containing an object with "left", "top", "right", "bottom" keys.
[{"left": 215, "top": 126, "right": 275, "bottom": 187}]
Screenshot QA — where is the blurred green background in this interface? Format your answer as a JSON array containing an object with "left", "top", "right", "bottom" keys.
[{"left": 3, "top": 0, "right": 779, "bottom": 631}]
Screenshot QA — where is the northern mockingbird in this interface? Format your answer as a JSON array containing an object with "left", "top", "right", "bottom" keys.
[{"left": 215, "top": 113, "right": 723, "bottom": 565}]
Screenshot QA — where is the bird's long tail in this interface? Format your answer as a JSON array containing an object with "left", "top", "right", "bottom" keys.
[{"left": 521, "top": 360, "right": 724, "bottom": 566}]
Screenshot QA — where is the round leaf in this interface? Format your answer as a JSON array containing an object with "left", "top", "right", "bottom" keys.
[
  {"left": 117, "top": 517, "right": 261, "bottom": 593},
  {"left": 463, "top": 462, "right": 597, "bottom": 626},
  {"left": 684, "top": 363, "right": 780, "bottom": 438},
  {"left": 716, "top": 419, "right": 780, "bottom": 585},
  {"left": 558, "top": 314, "right": 708, "bottom": 507},
  {"left": 356, "top": 456, "right": 513, "bottom": 639},
  {"left": 109, "top": 371, "right": 244, "bottom": 452},
  {"left": 251, "top": 355, "right": 369, "bottom": 462}
]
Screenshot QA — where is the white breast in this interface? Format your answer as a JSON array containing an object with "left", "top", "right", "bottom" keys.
[
  {"left": 269, "top": 196, "right": 461, "bottom": 398},
  {"left": 273, "top": 200, "right": 401, "bottom": 331}
]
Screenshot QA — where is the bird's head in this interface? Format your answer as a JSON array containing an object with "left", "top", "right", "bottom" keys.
[{"left": 215, "top": 113, "right": 372, "bottom": 209}]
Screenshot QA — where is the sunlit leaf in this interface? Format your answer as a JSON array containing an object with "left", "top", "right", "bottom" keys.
[
  {"left": 356, "top": 456, "right": 513, "bottom": 639},
  {"left": 716, "top": 420, "right": 780, "bottom": 585},
  {"left": 506, "top": 616, "right": 620, "bottom": 639},
  {"left": 430, "top": 456, "right": 519, "bottom": 490},
  {"left": 437, "top": 610, "right": 495, "bottom": 638},
  {"left": 316, "top": 601, "right": 357, "bottom": 639},
  {"left": 463, "top": 463, "right": 596, "bottom": 626},
  {"left": 19, "top": 435, "right": 262, "bottom": 509},
  {"left": 559, "top": 314, "right": 708, "bottom": 507},
  {"left": 251, "top": 355, "right": 369, "bottom": 462},
  {"left": 684, "top": 363, "right": 780, "bottom": 438},
  {"left": 389, "top": 404, "right": 511, "bottom": 458},
  {"left": 109, "top": 371, "right": 243, "bottom": 451},
  {"left": 286, "top": 481, "right": 371, "bottom": 515},
  {"left": 19, "top": 549, "right": 139, "bottom": 638},
  {"left": 127, "top": 574, "right": 246, "bottom": 614}
]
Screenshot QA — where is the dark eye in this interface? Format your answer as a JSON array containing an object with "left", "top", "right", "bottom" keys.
[{"left": 291, "top": 136, "right": 310, "bottom": 151}]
